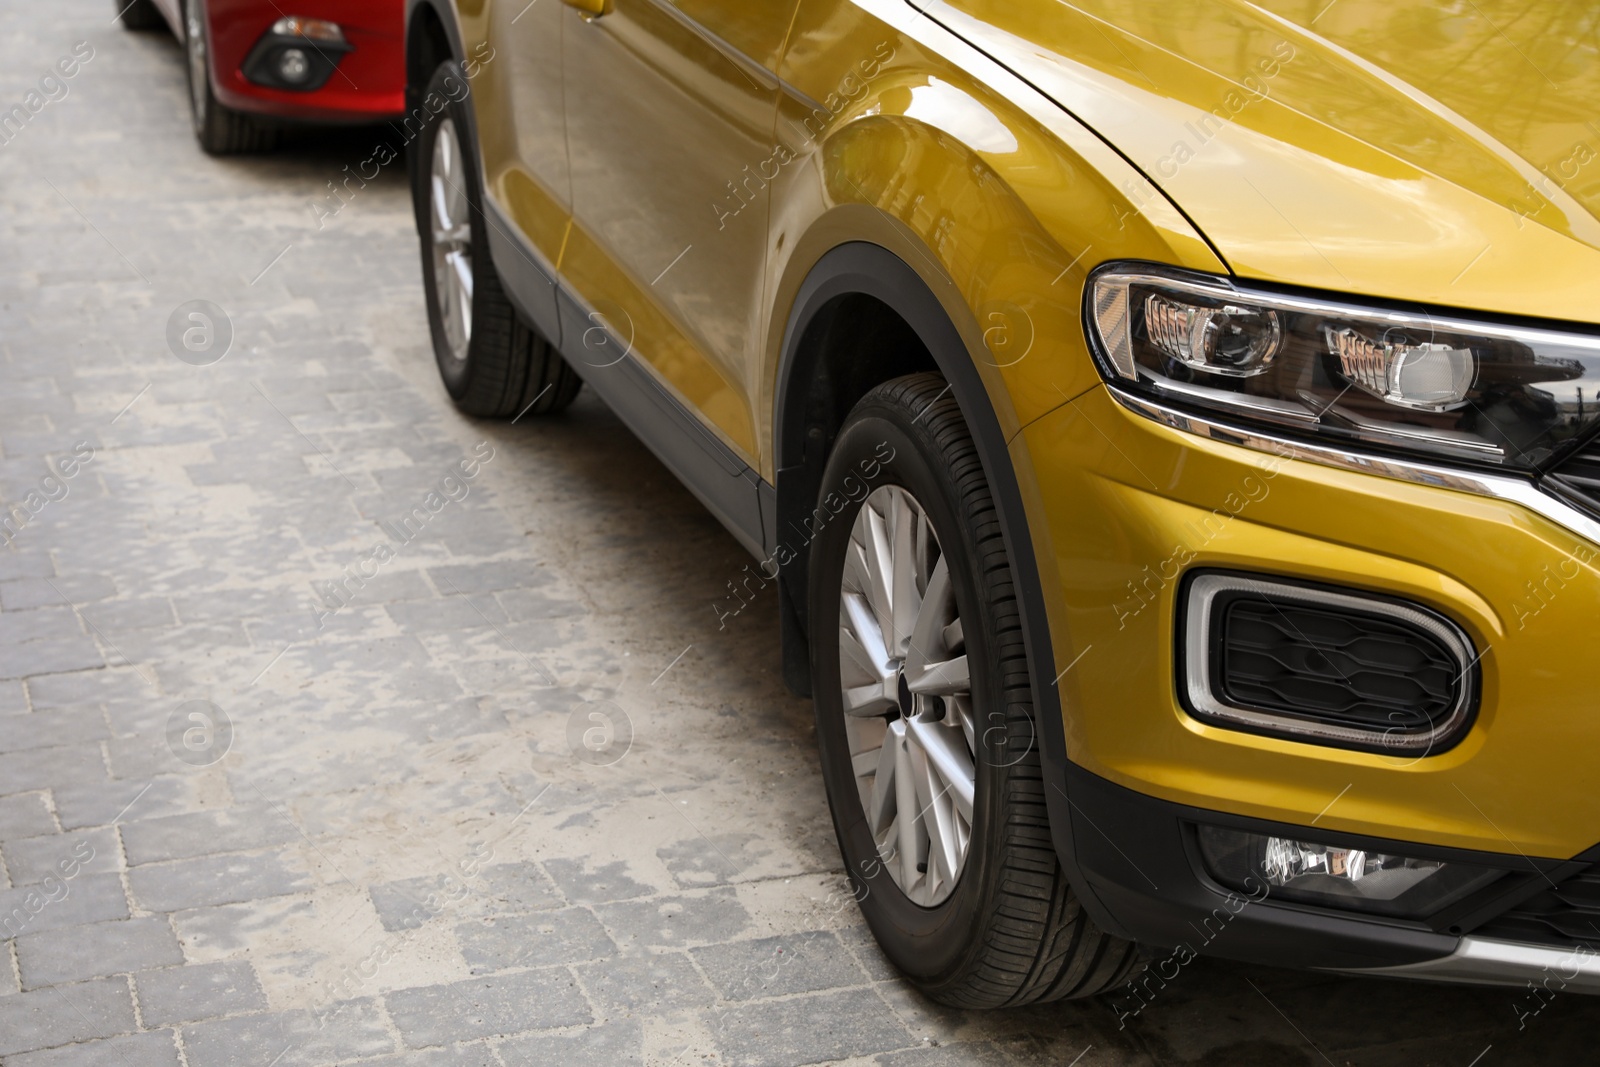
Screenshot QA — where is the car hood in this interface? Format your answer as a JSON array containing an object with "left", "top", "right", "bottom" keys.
[{"left": 925, "top": 0, "right": 1600, "bottom": 325}]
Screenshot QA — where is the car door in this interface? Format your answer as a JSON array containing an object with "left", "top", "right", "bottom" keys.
[{"left": 558, "top": 0, "right": 798, "bottom": 478}]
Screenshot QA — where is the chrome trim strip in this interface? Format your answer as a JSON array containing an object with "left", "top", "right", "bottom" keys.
[
  {"left": 1183, "top": 573, "right": 1475, "bottom": 753},
  {"left": 1109, "top": 388, "right": 1600, "bottom": 550},
  {"left": 1342, "top": 936, "right": 1600, "bottom": 993}
]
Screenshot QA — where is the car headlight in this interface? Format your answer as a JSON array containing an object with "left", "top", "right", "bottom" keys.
[{"left": 1086, "top": 265, "right": 1600, "bottom": 470}]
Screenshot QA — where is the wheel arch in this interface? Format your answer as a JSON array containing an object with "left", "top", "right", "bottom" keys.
[
  {"left": 770, "top": 237, "right": 1106, "bottom": 914},
  {"left": 404, "top": 0, "right": 461, "bottom": 94}
]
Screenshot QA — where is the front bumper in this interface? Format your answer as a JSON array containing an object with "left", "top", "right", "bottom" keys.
[
  {"left": 1058, "top": 761, "right": 1599, "bottom": 980},
  {"left": 205, "top": 0, "right": 404, "bottom": 122},
  {"left": 1015, "top": 384, "right": 1600, "bottom": 857},
  {"left": 1011, "top": 383, "right": 1600, "bottom": 976}
]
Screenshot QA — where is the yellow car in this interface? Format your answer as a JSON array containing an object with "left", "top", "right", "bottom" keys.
[{"left": 401, "top": 0, "right": 1600, "bottom": 1004}]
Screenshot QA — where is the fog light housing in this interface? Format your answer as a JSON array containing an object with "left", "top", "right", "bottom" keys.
[
  {"left": 1198, "top": 825, "right": 1503, "bottom": 918},
  {"left": 242, "top": 17, "right": 352, "bottom": 92}
]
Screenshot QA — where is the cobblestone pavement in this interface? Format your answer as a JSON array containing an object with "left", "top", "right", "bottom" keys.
[{"left": 1, "top": 2, "right": 1596, "bottom": 1064}]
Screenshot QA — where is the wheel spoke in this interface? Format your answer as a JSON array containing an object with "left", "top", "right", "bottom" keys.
[
  {"left": 889, "top": 489, "right": 922, "bottom": 655},
  {"left": 864, "top": 502, "right": 896, "bottom": 659},
  {"left": 865, "top": 725, "right": 900, "bottom": 835},
  {"left": 906, "top": 716, "right": 975, "bottom": 822},
  {"left": 905, "top": 653, "right": 968, "bottom": 697},
  {"left": 905, "top": 556, "right": 953, "bottom": 671},
  {"left": 893, "top": 732, "right": 923, "bottom": 893},
  {"left": 842, "top": 593, "right": 891, "bottom": 679}
]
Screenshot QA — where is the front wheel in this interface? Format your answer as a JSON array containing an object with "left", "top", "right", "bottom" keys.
[
  {"left": 413, "top": 62, "right": 580, "bottom": 419},
  {"left": 184, "top": 0, "right": 276, "bottom": 154},
  {"left": 809, "top": 373, "right": 1142, "bottom": 1007}
]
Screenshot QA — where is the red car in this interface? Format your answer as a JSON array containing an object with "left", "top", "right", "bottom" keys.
[{"left": 117, "top": 0, "right": 404, "bottom": 153}]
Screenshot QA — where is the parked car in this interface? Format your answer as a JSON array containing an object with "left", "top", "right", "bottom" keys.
[
  {"left": 117, "top": 0, "right": 403, "bottom": 153},
  {"left": 400, "top": 0, "right": 1600, "bottom": 1005}
]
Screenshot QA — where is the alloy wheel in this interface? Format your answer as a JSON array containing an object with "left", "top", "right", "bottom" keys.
[
  {"left": 429, "top": 118, "right": 473, "bottom": 363},
  {"left": 838, "top": 484, "right": 976, "bottom": 906},
  {"left": 185, "top": 1, "right": 207, "bottom": 130}
]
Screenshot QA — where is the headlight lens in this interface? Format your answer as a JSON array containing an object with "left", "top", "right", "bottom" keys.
[
  {"left": 1197, "top": 825, "right": 1504, "bottom": 918},
  {"left": 1088, "top": 266, "right": 1600, "bottom": 470}
]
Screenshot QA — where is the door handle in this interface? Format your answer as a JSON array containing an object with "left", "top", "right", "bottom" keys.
[{"left": 561, "top": 0, "right": 613, "bottom": 16}]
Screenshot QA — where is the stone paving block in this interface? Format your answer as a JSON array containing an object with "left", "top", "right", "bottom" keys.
[
  {"left": 104, "top": 735, "right": 178, "bottom": 782},
  {"left": 1, "top": 826, "right": 121, "bottom": 884},
  {"left": 181, "top": 997, "right": 393, "bottom": 1067},
  {"left": 16, "top": 916, "right": 183, "bottom": 989},
  {"left": 425, "top": 561, "right": 548, "bottom": 596},
  {"left": 23, "top": 669, "right": 145, "bottom": 709},
  {"left": 0, "top": 606, "right": 83, "bottom": 646},
  {"left": 120, "top": 804, "right": 297, "bottom": 865},
  {"left": 705, "top": 987, "right": 914, "bottom": 1067},
  {"left": 80, "top": 597, "right": 177, "bottom": 633},
  {"left": 168, "top": 588, "right": 301, "bottom": 625},
  {"left": 0, "top": 552, "right": 54, "bottom": 582},
  {"left": 2, "top": 1031, "right": 183, "bottom": 1067},
  {"left": 0, "top": 678, "right": 26, "bottom": 713},
  {"left": 497, "top": 1020, "right": 644, "bottom": 1067},
  {"left": 51, "top": 777, "right": 195, "bottom": 830},
  {"left": 128, "top": 850, "right": 309, "bottom": 912},
  {"left": 0, "top": 743, "right": 105, "bottom": 795},
  {"left": 542, "top": 857, "right": 655, "bottom": 904},
  {"left": 594, "top": 889, "right": 753, "bottom": 950},
  {"left": 656, "top": 833, "right": 759, "bottom": 888},
  {"left": 358, "top": 695, "right": 514, "bottom": 743},
  {"left": 370, "top": 861, "right": 562, "bottom": 932},
  {"left": 456, "top": 908, "right": 618, "bottom": 973},
  {"left": 344, "top": 1047, "right": 499, "bottom": 1067},
  {"left": 135, "top": 959, "right": 267, "bottom": 1027},
  {"left": 495, "top": 587, "right": 588, "bottom": 624},
  {"left": 0, "top": 706, "right": 108, "bottom": 754},
  {"left": 0, "top": 576, "right": 116, "bottom": 612},
  {"left": 0, "top": 976, "right": 137, "bottom": 1057},
  {"left": 386, "top": 969, "right": 593, "bottom": 1047},
  {"left": 0, "top": 872, "right": 129, "bottom": 940},
  {"left": 170, "top": 898, "right": 318, "bottom": 959},
  {"left": 0, "top": 637, "right": 106, "bottom": 680},
  {"left": 574, "top": 950, "right": 718, "bottom": 1015},
  {"left": 0, "top": 793, "right": 56, "bottom": 840},
  {"left": 384, "top": 596, "right": 509, "bottom": 634},
  {"left": 692, "top": 931, "right": 869, "bottom": 1001}
]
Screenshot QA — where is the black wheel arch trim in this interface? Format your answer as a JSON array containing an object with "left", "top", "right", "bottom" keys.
[{"left": 770, "top": 240, "right": 1103, "bottom": 920}]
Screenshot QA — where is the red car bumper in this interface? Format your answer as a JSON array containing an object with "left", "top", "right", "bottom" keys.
[{"left": 206, "top": 0, "right": 404, "bottom": 122}]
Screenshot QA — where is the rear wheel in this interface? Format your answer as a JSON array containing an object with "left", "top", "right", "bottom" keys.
[
  {"left": 414, "top": 62, "right": 580, "bottom": 418},
  {"left": 114, "top": 0, "right": 165, "bottom": 31},
  {"left": 809, "top": 373, "right": 1142, "bottom": 1007},
  {"left": 184, "top": 0, "right": 277, "bottom": 155}
]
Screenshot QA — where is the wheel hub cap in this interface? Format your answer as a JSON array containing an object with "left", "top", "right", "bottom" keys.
[{"left": 838, "top": 484, "right": 975, "bottom": 906}]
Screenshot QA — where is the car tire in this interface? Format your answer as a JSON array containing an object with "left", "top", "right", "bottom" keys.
[
  {"left": 412, "top": 62, "right": 581, "bottom": 419},
  {"left": 115, "top": 0, "right": 165, "bottom": 31},
  {"left": 808, "top": 372, "right": 1142, "bottom": 1007},
  {"left": 184, "top": 0, "right": 277, "bottom": 155}
]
